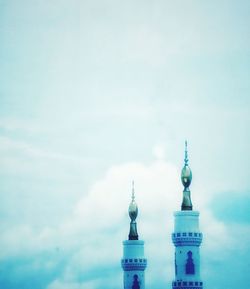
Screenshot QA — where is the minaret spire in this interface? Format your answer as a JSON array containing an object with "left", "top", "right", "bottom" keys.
[
  {"left": 181, "top": 141, "right": 193, "bottom": 210},
  {"left": 128, "top": 181, "right": 139, "bottom": 240}
]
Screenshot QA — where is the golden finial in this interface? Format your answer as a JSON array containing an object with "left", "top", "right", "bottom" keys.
[
  {"left": 181, "top": 141, "right": 193, "bottom": 210},
  {"left": 128, "top": 181, "right": 139, "bottom": 240}
]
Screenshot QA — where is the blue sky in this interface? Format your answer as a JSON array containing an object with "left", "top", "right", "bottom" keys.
[{"left": 0, "top": 1, "right": 250, "bottom": 289}]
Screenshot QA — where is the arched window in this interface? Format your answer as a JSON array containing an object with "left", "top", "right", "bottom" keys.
[
  {"left": 132, "top": 274, "right": 140, "bottom": 289},
  {"left": 185, "top": 251, "right": 195, "bottom": 274}
]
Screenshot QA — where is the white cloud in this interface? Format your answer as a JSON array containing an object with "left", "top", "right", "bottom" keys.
[
  {"left": 44, "top": 159, "right": 237, "bottom": 287},
  {"left": 1, "top": 158, "right": 248, "bottom": 289}
]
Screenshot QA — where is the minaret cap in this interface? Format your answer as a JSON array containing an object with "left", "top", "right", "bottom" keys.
[
  {"left": 181, "top": 141, "right": 192, "bottom": 188},
  {"left": 128, "top": 181, "right": 139, "bottom": 240},
  {"left": 181, "top": 141, "right": 193, "bottom": 210}
]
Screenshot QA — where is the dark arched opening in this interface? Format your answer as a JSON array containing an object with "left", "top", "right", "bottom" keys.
[
  {"left": 186, "top": 251, "right": 195, "bottom": 274},
  {"left": 132, "top": 274, "right": 140, "bottom": 289}
]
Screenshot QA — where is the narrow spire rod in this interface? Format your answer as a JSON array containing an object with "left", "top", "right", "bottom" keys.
[
  {"left": 184, "top": 140, "right": 188, "bottom": 165},
  {"left": 132, "top": 180, "right": 135, "bottom": 202}
]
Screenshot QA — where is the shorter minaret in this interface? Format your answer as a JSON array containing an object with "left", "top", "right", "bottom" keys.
[
  {"left": 172, "top": 142, "right": 203, "bottom": 289},
  {"left": 121, "top": 182, "right": 147, "bottom": 289}
]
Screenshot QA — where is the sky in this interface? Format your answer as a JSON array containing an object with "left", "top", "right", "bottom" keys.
[{"left": 0, "top": 0, "right": 250, "bottom": 289}]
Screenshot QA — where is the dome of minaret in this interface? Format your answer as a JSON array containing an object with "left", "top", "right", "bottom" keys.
[
  {"left": 181, "top": 165, "right": 192, "bottom": 188},
  {"left": 129, "top": 200, "right": 138, "bottom": 221}
]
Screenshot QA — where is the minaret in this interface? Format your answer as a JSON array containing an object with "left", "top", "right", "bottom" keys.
[
  {"left": 121, "top": 182, "right": 147, "bottom": 289},
  {"left": 172, "top": 142, "right": 203, "bottom": 289}
]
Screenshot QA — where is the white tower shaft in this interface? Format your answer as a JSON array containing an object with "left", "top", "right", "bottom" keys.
[
  {"left": 172, "top": 211, "right": 203, "bottom": 289},
  {"left": 121, "top": 240, "right": 147, "bottom": 289}
]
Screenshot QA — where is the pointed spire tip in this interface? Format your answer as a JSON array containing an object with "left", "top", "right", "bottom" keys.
[
  {"left": 131, "top": 180, "right": 135, "bottom": 202},
  {"left": 184, "top": 140, "right": 188, "bottom": 165}
]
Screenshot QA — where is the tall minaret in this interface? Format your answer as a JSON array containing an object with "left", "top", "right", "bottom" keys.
[
  {"left": 172, "top": 142, "right": 203, "bottom": 289},
  {"left": 121, "top": 182, "right": 147, "bottom": 289}
]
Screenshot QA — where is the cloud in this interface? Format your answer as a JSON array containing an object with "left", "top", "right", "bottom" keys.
[
  {"left": 210, "top": 191, "right": 250, "bottom": 224},
  {"left": 0, "top": 135, "right": 89, "bottom": 185},
  {"left": 43, "top": 159, "right": 243, "bottom": 288},
  {"left": 1, "top": 158, "right": 249, "bottom": 289}
]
